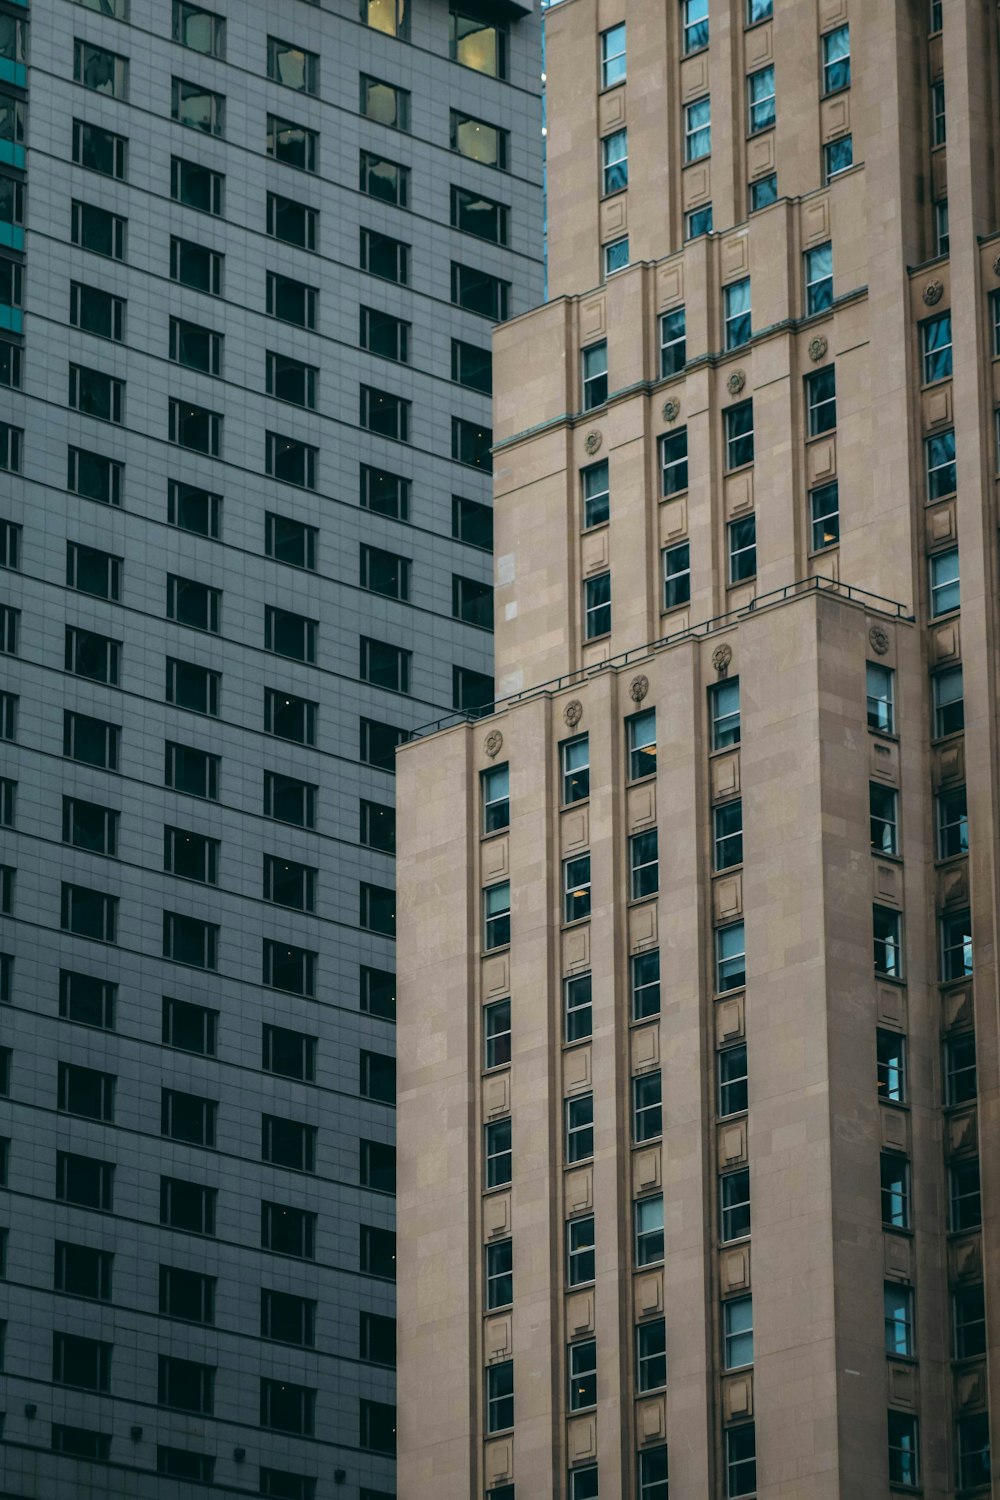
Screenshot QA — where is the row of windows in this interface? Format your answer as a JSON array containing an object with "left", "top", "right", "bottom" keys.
[{"left": 599, "top": 4, "right": 776, "bottom": 91}]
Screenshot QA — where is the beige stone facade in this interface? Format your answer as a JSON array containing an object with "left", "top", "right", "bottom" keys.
[{"left": 397, "top": 1, "right": 1000, "bottom": 1496}]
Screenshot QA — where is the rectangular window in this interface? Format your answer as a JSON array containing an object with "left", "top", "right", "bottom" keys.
[
  {"left": 159, "top": 1355, "right": 215, "bottom": 1415},
  {"left": 485, "top": 1239, "right": 512, "bottom": 1309},
  {"left": 747, "top": 65, "right": 775, "bottom": 133},
  {"left": 937, "top": 785, "right": 968, "bottom": 859},
  {"left": 685, "top": 96, "right": 711, "bottom": 161},
  {"left": 358, "top": 1310, "right": 395, "bottom": 1368},
  {"left": 265, "top": 606, "right": 317, "bottom": 665},
  {"left": 929, "top": 547, "right": 960, "bottom": 616},
  {"left": 53, "top": 1332, "right": 112, "bottom": 1392},
  {"left": 362, "top": 464, "right": 410, "bottom": 521},
  {"left": 884, "top": 1282, "right": 914, "bottom": 1356},
  {"left": 810, "top": 481, "right": 840, "bottom": 551},
  {"left": 163, "top": 911, "right": 219, "bottom": 970},
  {"left": 635, "top": 1194, "right": 664, "bottom": 1265},
  {"left": 632, "top": 949, "right": 661, "bottom": 1020},
  {"left": 821, "top": 24, "right": 850, "bottom": 93},
  {"left": 68, "top": 444, "right": 123, "bottom": 505},
  {"left": 724, "top": 1295, "right": 753, "bottom": 1369},
  {"left": 0, "top": 421, "right": 19, "bottom": 473},
  {"left": 65, "top": 625, "right": 119, "bottom": 685},
  {"left": 55, "top": 1242, "right": 114, "bottom": 1301},
  {"left": 582, "top": 342, "right": 609, "bottom": 412},
  {"left": 59, "top": 971, "right": 116, "bottom": 1030},
  {"left": 630, "top": 830, "right": 659, "bottom": 900},
  {"left": 931, "top": 79, "right": 946, "bottom": 147},
  {"left": 61, "top": 883, "right": 117, "bottom": 943},
  {"left": 887, "top": 1411, "right": 919, "bottom": 1489},
  {"left": 940, "top": 908, "right": 973, "bottom": 982},
  {"left": 570, "top": 1468, "right": 599, "bottom": 1500},
  {"left": 166, "top": 656, "right": 220, "bottom": 715},
  {"left": 567, "top": 1215, "right": 595, "bottom": 1285},
  {"left": 564, "top": 973, "right": 592, "bottom": 1043},
  {"left": 267, "top": 192, "right": 317, "bottom": 251},
  {"left": 482, "top": 764, "right": 510, "bottom": 833},
  {"left": 451, "top": 262, "right": 509, "bottom": 319},
  {"left": 484, "top": 882, "right": 511, "bottom": 950},
  {"left": 953, "top": 1283, "right": 985, "bottom": 1359},
  {"left": 267, "top": 271, "right": 317, "bottom": 329},
  {"left": 167, "top": 482, "right": 221, "bottom": 539},
  {"left": 485, "top": 1117, "right": 512, "bottom": 1187},
  {"left": 728, "top": 515, "right": 757, "bottom": 583},
  {"left": 170, "top": 156, "right": 223, "bottom": 213},
  {"left": 266, "top": 432, "right": 316, "bottom": 489},
  {"left": 683, "top": 0, "right": 709, "bottom": 54},
  {"left": 450, "top": 9, "right": 505, "bottom": 76},
  {"left": 267, "top": 514, "right": 316, "bottom": 570},
  {"left": 265, "top": 352, "right": 317, "bottom": 410},
  {"left": 725, "top": 400, "right": 754, "bottom": 468},
  {"left": 171, "top": 77, "right": 224, "bottom": 135},
  {"left": 360, "top": 798, "right": 395, "bottom": 853},
  {"left": 169, "top": 399, "right": 221, "bottom": 455},
  {"left": 933, "top": 664, "right": 964, "bottom": 737},
  {"left": 70, "top": 281, "right": 125, "bottom": 341},
  {"left": 632, "top": 1071, "right": 662, "bottom": 1142},
  {"left": 66, "top": 541, "right": 121, "bottom": 600},
  {"left": 565, "top": 1093, "right": 594, "bottom": 1163},
  {"left": 602, "top": 129, "right": 627, "bottom": 194},
  {"left": 718, "top": 1042, "right": 748, "bottom": 1117},
  {"left": 264, "top": 1024, "right": 317, "bottom": 1083},
  {"left": 604, "top": 236, "right": 630, "bottom": 277},
  {"left": 582, "top": 460, "right": 609, "bottom": 529},
  {"left": 484, "top": 998, "right": 511, "bottom": 1070},
  {"left": 63, "top": 796, "right": 118, "bottom": 856},
  {"left": 584, "top": 572, "right": 611, "bottom": 639},
  {"left": 173, "top": 1, "right": 225, "bottom": 56},
  {"left": 601, "top": 22, "right": 626, "bottom": 86},
  {"left": 72, "top": 119, "right": 127, "bottom": 179},
  {"left": 359, "top": 1399, "right": 396, "bottom": 1455},
  {"left": 662, "top": 540, "right": 691, "bottom": 610},
  {"left": 58, "top": 1062, "right": 115, "bottom": 1121},
  {"left": 804, "top": 243, "right": 833, "bottom": 314},
  {"left": 160, "top": 1177, "right": 216, "bottom": 1235},
  {"left": 164, "top": 825, "right": 219, "bottom": 885},
  {"left": 568, "top": 1338, "right": 597, "bottom": 1411},
  {"left": 0, "top": 340, "right": 22, "bottom": 389},
  {"left": 866, "top": 663, "right": 895, "bottom": 734},
  {"left": 360, "top": 635, "right": 410, "bottom": 692},
  {"left": 945, "top": 1031, "right": 977, "bottom": 1109},
  {"left": 359, "top": 716, "right": 405, "bottom": 770},
  {"left": 716, "top": 921, "right": 746, "bottom": 992},
  {"left": 0, "top": 692, "right": 14, "bottom": 742},
  {"left": 660, "top": 305, "right": 686, "bottom": 375},
  {"left": 69, "top": 363, "right": 124, "bottom": 423},
  {"left": 720, "top": 1167, "right": 751, "bottom": 1241},
  {"left": 806, "top": 365, "right": 836, "bottom": 435},
  {"left": 486, "top": 1360, "right": 513, "bottom": 1433},
  {"left": 992, "top": 289, "right": 1000, "bottom": 358},
  {"left": 361, "top": 384, "right": 410, "bottom": 441},
  {"left": 263, "top": 939, "right": 317, "bottom": 996},
  {"left": 661, "top": 427, "right": 689, "bottom": 496},
  {"left": 267, "top": 115, "right": 317, "bottom": 172},
  {"left": 823, "top": 135, "right": 853, "bottom": 182},
  {"left": 361, "top": 73, "right": 409, "bottom": 130},
  {"left": 51, "top": 1426, "right": 111, "bottom": 1462},
  {"left": 876, "top": 1028, "right": 906, "bottom": 1103},
  {"left": 361, "top": 965, "right": 396, "bottom": 1022},
  {"left": 262, "top": 1114, "right": 316, "bottom": 1173},
  {"left": 750, "top": 172, "right": 778, "bottom": 211},
  {"left": 267, "top": 36, "right": 318, "bottom": 93},
  {"left": 956, "top": 1412, "right": 991, "bottom": 1491},
  {"left": 361, "top": 228, "right": 409, "bottom": 285},
  {"left": 264, "top": 772, "right": 316, "bottom": 830},
  {"left": 362, "top": 306, "right": 410, "bottom": 365},
  {"left": 161, "top": 1087, "right": 216, "bottom": 1145},
  {"left": 64, "top": 711, "right": 119, "bottom": 770},
  {"left": 167, "top": 574, "right": 220, "bottom": 633},
  {"left": 163, "top": 996, "right": 217, "bottom": 1055},
  {"left": 160, "top": 1265, "right": 215, "bottom": 1324},
  {"left": 726, "top": 1425, "right": 757, "bottom": 1497},
  {"left": 922, "top": 311, "right": 952, "bottom": 383},
  {"left": 564, "top": 854, "right": 592, "bottom": 925},
  {"left": 263, "top": 854, "right": 316, "bottom": 913},
  {"left": 562, "top": 734, "right": 590, "bottom": 804},
  {"left": 628, "top": 709, "right": 657, "bottom": 779},
  {"left": 262, "top": 1201, "right": 315, "bottom": 1258},
  {"left": 880, "top": 1151, "right": 910, "bottom": 1228},
  {"left": 873, "top": 905, "right": 902, "bottom": 978},
  {"left": 714, "top": 799, "right": 743, "bottom": 870},
  {"left": 157, "top": 1449, "right": 215, "bottom": 1483},
  {"left": 450, "top": 185, "right": 508, "bottom": 245},
  {"left": 450, "top": 108, "right": 507, "bottom": 168},
  {"left": 58, "top": 1151, "right": 114, "bottom": 1211},
  {"left": 870, "top": 783, "right": 899, "bottom": 855},
  {"left": 165, "top": 741, "right": 219, "bottom": 800}
]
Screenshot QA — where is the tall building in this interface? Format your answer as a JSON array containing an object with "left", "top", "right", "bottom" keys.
[
  {"left": 0, "top": 0, "right": 542, "bottom": 1493},
  {"left": 398, "top": 1, "right": 1000, "bottom": 1497}
]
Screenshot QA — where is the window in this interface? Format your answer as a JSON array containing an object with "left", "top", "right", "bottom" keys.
[
  {"left": 685, "top": 97, "right": 711, "bottom": 161},
  {"left": 585, "top": 572, "right": 611, "bottom": 639},
  {"left": 720, "top": 1167, "right": 751, "bottom": 1242},
  {"left": 262, "top": 854, "right": 316, "bottom": 913},
  {"left": 933, "top": 665, "right": 964, "bottom": 737},
  {"left": 158, "top": 1177, "right": 215, "bottom": 1236},
  {"left": 360, "top": 636, "right": 410, "bottom": 693},
  {"left": 635, "top": 1194, "right": 664, "bottom": 1265},
  {"left": 53, "top": 1332, "right": 111, "bottom": 1392},
  {"left": 165, "top": 741, "right": 219, "bottom": 800},
  {"left": 728, "top": 515, "right": 757, "bottom": 583},
  {"left": 931, "top": 79, "right": 946, "bottom": 147},
  {"left": 483, "top": 882, "right": 511, "bottom": 951},
  {"left": 267, "top": 192, "right": 317, "bottom": 251},
  {"left": 725, "top": 400, "right": 754, "bottom": 468},
  {"left": 581, "top": 461, "right": 610, "bottom": 529},
  {"left": 169, "top": 399, "right": 221, "bottom": 455},
  {"left": 163, "top": 996, "right": 217, "bottom": 1055},
  {"left": 69, "top": 363, "right": 123, "bottom": 423},
  {"left": 57, "top": 1151, "right": 114, "bottom": 1211},
  {"left": 359, "top": 1309, "right": 394, "bottom": 1367},
  {"left": 929, "top": 547, "right": 960, "bottom": 616},
  {"left": 451, "top": 263, "right": 509, "bottom": 319},
  {"left": 570, "top": 1467, "right": 599, "bottom": 1500},
  {"left": 485, "top": 1117, "right": 512, "bottom": 1187},
  {"left": 157, "top": 1449, "right": 215, "bottom": 1484},
  {"left": 263, "top": 1114, "right": 316, "bottom": 1173},
  {"left": 265, "top": 606, "right": 317, "bottom": 666},
  {"left": 361, "top": 74, "right": 409, "bottom": 131},
  {"left": 661, "top": 428, "right": 689, "bottom": 496},
  {"left": 602, "top": 129, "right": 627, "bottom": 194},
  {"left": 806, "top": 365, "right": 837, "bottom": 435},
  {"left": 173, "top": 1, "right": 224, "bottom": 56},
  {"left": 559, "top": 736, "right": 590, "bottom": 808},
  {"left": 360, "top": 1399, "right": 397, "bottom": 1454},
  {"left": 70, "top": 282, "right": 124, "bottom": 341},
  {"left": 956, "top": 1412, "right": 991, "bottom": 1491},
  {"left": 884, "top": 1283, "right": 913, "bottom": 1357},
  {"left": 604, "top": 237, "right": 630, "bottom": 277},
  {"left": 360, "top": 799, "right": 395, "bottom": 854},
  {"left": 567, "top": 1215, "right": 595, "bottom": 1286},
  {"left": 922, "top": 311, "right": 952, "bottom": 382},
  {"left": 804, "top": 243, "right": 833, "bottom": 315},
  {"left": 267, "top": 514, "right": 316, "bottom": 571},
  {"left": 167, "top": 574, "right": 221, "bottom": 634},
  {"left": 262, "top": 1201, "right": 315, "bottom": 1259},
  {"left": 66, "top": 541, "right": 121, "bottom": 599},
  {"left": 624, "top": 710, "right": 655, "bottom": 781},
  {"left": 267, "top": 36, "right": 317, "bottom": 93},
  {"left": 568, "top": 1339, "right": 597, "bottom": 1411},
  {"left": 940, "top": 908, "right": 972, "bottom": 982},
  {"left": 945, "top": 1031, "right": 977, "bottom": 1108},
  {"left": 53, "top": 1426, "right": 111, "bottom": 1462},
  {"left": 749, "top": 172, "right": 778, "bottom": 211},
  {"left": 63, "top": 797, "right": 118, "bottom": 856},
  {"left": 160, "top": 1265, "right": 215, "bottom": 1324},
  {"left": 266, "top": 432, "right": 316, "bottom": 488},
  {"left": 262, "top": 939, "right": 317, "bottom": 997},
  {"left": 61, "top": 884, "right": 117, "bottom": 943},
  {"left": 482, "top": 764, "right": 510, "bottom": 833},
  {"left": 565, "top": 1093, "right": 594, "bottom": 1164},
  {"left": 361, "top": 385, "right": 410, "bottom": 442},
  {"left": 267, "top": 115, "right": 317, "bottom": 172},
  {"left": 823, "top": 135, "right": 854, "bottom": 181},
  {"left": 880, "top": 1152, "right": 910, "bottom": 1228},
  {"left": 870, "top": 784, "right": 899, "bottom": 856},
  {"left": 485, "top": 1239, "right": 513, "bottom": 1309},
  {"left": 657, "top": 309, "right": 687, "bottom": 381},
  {"left": 937, "top": 785, "right": 968, "bottom": 859},
  {"left": 360, "top": 1223, "right": 395, "bottom": 1280},
  {"left": 263, "top": 773, "right": 316, "bottom": 834},
  {"left": 876, "top": 1028, "right": 906, "bottom": 1104},
  {"left": 267, "top": 271, "right": 317, "bottom": 330},
  {"left": 953, "top": 1283, "right": 985, "bottom": 1359},
  {"left": 266, "top": 352, "right": 317, "bottom": 410},
  {"left": 714, "top": 800, "right": 743, "bottom": 870},
  {"left": 601, "top": 22, "right": 626, "bottom": 86},
  {"left": 58, "top": 1062, "right": 115, "bottom": 1121},
  {"left": 683, "top": 0, "right": 709, "bottom": 53},
  {"left": 810, "top": 481, "right": 840, "bottom": 551},
  {"left": 360, "top": 965, "right": 396, "bottom": 1022},
  {"left": 747, "top": 0, "right": 772, "bottom": 20},
  {"left": 262, "top": 1025, "right": 316, "bottom": 1084},
  {"left": 450, "top": 9, "right": 505, "bottom": 76},
  {"left": 360, "top": 716, "right": 405, "bottom": 770},
  {"left": 450, "top": 109, "right": 507, "bottom": 169},
  {"left": 59, "top": 970, "right": 116, "bottom": 1030},
  {"left": 992, "top": 290, "right": 1000, "bottom": 358},
  {"left": 630, "top": 830, "right": 659, "bottom": 900},
  {"left": 638, "top": 1448, "right": 668, "bottom": 1500},
  {"left": 866, "top": 663, "right": 895, "bottom": 734},
  {"left": 67, "top": 446, "right": 122, "bottom": 506},
  {"left": 0, "top": 340, "right": 22, "bottom": 389},
  {"left": 726, "top": 1425, "right": 757, "bottom": 1498},
  {"left": 159, "top": 1355, "right": 214, "bottom": 1415},
  {"left": 161, "top": 1087, "right": 216, "bottom": 1146},
  {"left": 564, "top": 973, "right": 592, "bottom": 1043},
  {"left": 632, "top": 1071, "right": 662, "bottom": 1142},
  {"left": 455, "top": 666, "right": 494, "bottom": 715},
  {"left": 628, "top": 949, "right": 659, "bottom": 1021},
  {"left": 724, "top": 1295, "right": 753, "bottom": 1368},
  {"left": 451, "top": 186, "right": 508, "bottom": 245},
  {"left": 822, "top": 25, "right": 850, "bottom": 93},
  {"left": 166, "top": 656, "right": 220, "bottom": 715},
  {"left": 484, "top": 998, "right": 511, "bottom": 1071},
  {"left": 721, "top": 1044, "right": 749, "bottom": 1127},
  {"left": 660, "top": 541, "right": 691, "bottom": 611},
  {"left": 887, "top": 1411, "right": 919, "bottom": 1489},
  {"left": 361, "top": 229, "right": 409, "bottom": 284},
  {"left": 2, "top": 94, "right": 25, "bottom": 157},
  {"left": 64, "top": 711, "right": 119, "bottom": 770},
  {"left": 564, "top": 854, "right": 592, "bottom": 923},
  {"left": 170, "top": 155, "right": 223, "bottom": 213},
  {"left": 163, "top": 911, "right": 219, "bottom": 970},
  {"left": 0, "top": 692, "right": 13, "bottom": 742},
  {"left": 486, "top": 1360, "right": 513, "bottom": 1433},
  {"left": 363, "top": 0, "right": 407, "bottom": 36},
  {"left": 359, "top": 1051, "right": 395, "bottom": 1107},
  {"left": 716, "top": 921, "right": 746, "bottom": 993},
  {"left": 171, "top": 78, "right": 224, "bottom": 135},
  {"left": 747, "top": 65, "right": 775, "bottom": 133},
  {"left": 74, "top": 40, "right": 128, "bottom": 97},
  {"left": 873, "top": 905, "right": 902, "bottom": 978},
  {"left": 165, "top": 483, "right": 219, "bottom": 541},
  {"left": 362, "top": 307, "right": 410, "bottom": 366},
  {"left": 65, "top": 625, "right": 119, "bottom": 685}
]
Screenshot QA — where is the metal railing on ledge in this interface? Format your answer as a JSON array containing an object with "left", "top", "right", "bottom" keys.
[{"left": 405, "top": 574, "right": 913, "bottom": 744}]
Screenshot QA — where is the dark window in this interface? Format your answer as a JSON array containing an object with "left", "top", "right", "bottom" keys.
[
  {"left": 263, "top": 854, "right": 316, "bottom": 912},
  {"left": 361, "top": 463, "right": 410, "bottom": 519},
  {"left": 728, "top": 515, "right": 757, "bottom": 582},
  {"left": 453, "top": 574, "right": 494, "bottom": 629},
  {"left": 166, "top": 656, "right": 220, "bottom": 715},
  {"left": 61, "top": 883, "right": 117, "bottom": 943},
  {"left": 68, "top": 446, "right": 122, "bottom": 506},
  {"left": 72, "top": 119, "right": 127, "bottom": 179},
  {"left": 163, "top": 819, "right": 221, "bottom": 884},
  {"left": 452, "top": 416, "right": 493, "bottom": 471},
  {"left": 264, "top": 771, "right": 316, "bottom": 828},
  {"left": 168, "top": 481, "right": 221, "bottom": 539},
  {"left": 360, "top": 227, "right": 409, "bottom": 284},
  {"left": 267, "top": 114, "right": 317, "bottom": 171},
  {"left": 880, "top": 1151, "right": 910, "bottom": 1228},
  {"left": 632, "top": 1070, "right": 662, "bottom": 1141},
  {"left": 168, "top": 399, "right": 221, "bottom": 455},
  {"left": 158, "top": 1354, "right": 215, "bottom": 1414},
  {"left": 361, "top": 881, "right": 396, "bottom": 936},
  {"left": 266, "top": 431, "right": 317, "bottom": 488},
  {"left": 451, "top": 262, "right": 509, "bottom": 320},
  {"left": 59, "top": 970, "right": 116, "bottom": 1029},
  {"left": 69, "top": 363, "right": 123, "bottom": 423},
  {"left": 956, "top": 1412, "right": 990, "bottom": 1491},
  {"left": 163, "top": 996, "right": 217, "bottom": 1055},
  {"left": 157, "top": 1448, "right": 215, "bottom": 1483},
  {"left": 66, "top": 540, "right": 122, "bottom": 599},
  {"left": 261, "top": 1471, "right": 316, "bottom": 1500},
  {"left": 70, "top": 281, "right": 124, "bottom": 341},
  {"left": 266, "top": 351, "right": 317, "bottom": 408},
  {"left": 164, "top": 740, "right": 220, "bottom": 799},
  {"left": 663, "top": 540, "right": 691, "bottom": 608},
  {"left": 451, "top": 338, "right": 492, "bottom": 393},
  {"left": 162, "top": 910, "right": 219, "bottom": 969},
  {"left": 487, "top": 1360, "right": 515, "bottom": 1432},
  {"left": 57, "top": 1151, "right": 114, "bottom": 1211},
  {"left": 361, "top": 1050, "right": 396, "bottom": 1104},
  {"left": 171, "top": 76, "right": 224, "bottom": 135},
  {"left": 72, "top": 200, "right": 126, "bottom": 260},
  {"left": 263, "top": 1114, "right": 316, "bottom": 1173},
  {"left": 52, "top": 1426, "right": 111, "bottom": 1461},
  {"left": 714, "top": 799, "right": 743, "bottom": 870},
  {"left": 948, "top": 1157, "right": 981, "bottom": 1232},
  {"left": 167, "top": 573, "right": 221, "bottom": 633},
  {"left": 65, "top": 624, "right": 120, "bottom": 684},
  {"left": 361, "top": 798, "right": 396, "bottom": 852},
  {"left": 944, "top": 1030, "right": 977, "bottom": 1107},
  {"left": 710, "top": 680, "right": 741, "bottom": 749},
  {"left": 169, "top": 316, "right": 222, "bottom": 376},
  {"left": 582, "top": 460, "right": 610, "bottom": 527},
  {"left": 454, "top": 665, "right": 494, "bottom": 713},
  {"left": 262, "top": 1289, "right": 316, "bottom": 1347},
  {"left": 485, "top": 996, "right": 512, "bottom": 1065},
  {"left": 262, "top": 1201, "right": 316, "bottom": 1259},
  {"left": 632, "top": 949, "right": 661, "bottom": 1020},
  {"left": 265, "top": 605, "right": 317, "bottom": 663},
  {"left": 160, "top": 1176, "right": 216, "bottom": 1235},
  {"left": 64, "top": 710, "right": 119, "bottom": 770},
  {"left": 718, "top": 1042, "right": 748, "bottom": 1116},
  {"left": 361, "top": 1138, "right": 396, "bottom": 1193},
  {"left": 806, "top": 365, "right": 837, "bottom": 435},
  {"left": 0, "top": 340, "right": 21, "bottom": 389},
  {"left": 159, "top": 1265, "right": 215, "bottom": 1323},
  {"left": 263, "top": 1023, "right": 316, "bottom": 1082},
  {"left": 933, "top": 665, "right": 964, "bottom": 737},
  {"left": 266, "top": 514, "right": 317, "bottom": 570},
  {"left": 267, "top": 192, "right": 317, "bottom": 251},
  {"left": 361, "top": 384, "right": 410, "bottom": 441},
  {"left": 54, "top": 1241, "right": 113, "bottom": 1301},
  {"left": 887, "top": 1410, "right": 919, "bottom": 1489},
  {"left": 565, "top": 1093, "right": 594, "bottom": 1163},
  {"left": 53, "top": 1332, "right": 111, "bottom": 1391},
  {"left": 161, "top": 1087, "right": 217, "bottom": 1146},
  {"left": 361, "top": 965, "right": 396, "bottom": 1020},
  {"left": 265, "top": 689, "right": 317, "bottom": 746},
  {"left": 450, "top": 108, "right": 507, "bottom": 167},
  {"left": 725, "top": 400, "right": 754, "bottom": 469},
  {"left": 173, "top": 0, "right": 226, "bottom": 58},
  {"left": 360, "top": 1310, "right": 396, "bottom": 1366},
  {"left": 953, "top": 1283, "right": 985, "bottom": 1359},
  {"left": 170, "top": 156, "right": 223, "bottom": 214},
  {"left": 361, "top": 636, "right": 411, "bottom": 692},
  {"left": 62, "top": 796, "right": 118, "bottom": 855},
  {"left": 876, "top": 1028, "right": 906, "bottom": 1102},
  {"left": 360, "top": 1398, "right": 397, "bottom": 1454},
  {"left": 360, "top": 544, "right": 409, "bottom": 601},
  {"left": 262, "top": 938, "right": 317, "bottom": 997},
  {"left": 359, "top": 149, "right": 408, "bottom": 205},
  {"left": 267, "top": 271, "right": 317, "bottom": 329},
  {"left": 450, "top": 185, "right": 508, "bottom": 244},
  {"left": 452, "top": 495, "right": 492, "bottom": 549},
  {"left": 360, "top": 1223, "right": 396, "bottom": 1278},
  {"left": 360, "top": 717, "right": 407, "bottom": 771},
  {"left": 361, "top": 306, "right": 410, "bottom": 363},
  {"left": 720, "top": 1167, "right": 751, "bottom": 1241}
]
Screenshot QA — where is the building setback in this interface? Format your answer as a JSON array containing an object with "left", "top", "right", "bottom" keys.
[
  {"left": 0, "top": 0, "right": 542, "bottom": 1494},
  {"left": 397, "top": 1, "right": 1000, "bottom": 1497}
]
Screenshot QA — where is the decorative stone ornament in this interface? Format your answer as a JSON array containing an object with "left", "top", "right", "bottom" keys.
[
  {"left": 868, "top": 625, "right": 891, "bottom": 656},
  {"left": 630, "top": 674, "right": 650, "bottom": 703},
  {"left": 564, "top": 699, "right": 583, "bottom": 728},
  {"left": 808, "top": 335, "right": 828, "bottom": 363},
  {"left": 661, "top": 398, "right": 681, "bottom": 423},
  {"left": 922, "top": 280, "right": 944, "bottom": 306},
  {"left": 712, "top": 643, "right": 733, "bottom": 676},
  {"left": 726, "top": 370, "right": 746, "bottom": 396},
  {"left": 584, "top": 430, "right": 603, "bottom": 455},
  {"left": 484, "top": 729, "right": 504, "bottom": 758}
]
